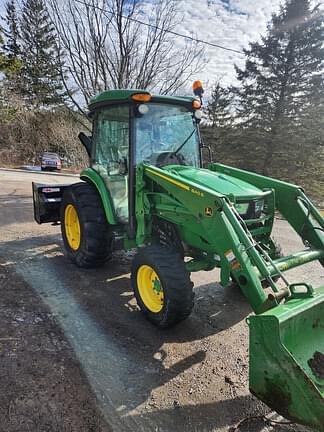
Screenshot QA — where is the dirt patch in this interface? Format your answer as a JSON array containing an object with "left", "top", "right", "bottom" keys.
[
  {"left": 308, "top": 351, "right": 324, "bottom": 380},
  {"left": 0, "top": 260, "right": 112, "bottom": 432}
]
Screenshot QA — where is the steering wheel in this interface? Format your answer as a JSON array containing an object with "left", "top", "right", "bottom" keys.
[
  {"left": 137, "top": 140, "right": 169, "bottom": 163},
  {"left": 155, "top": 151, "right": 187, "bottom": 167}
]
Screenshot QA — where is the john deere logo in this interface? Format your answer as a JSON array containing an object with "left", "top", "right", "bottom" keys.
[{"left": 205, "top": 207, "right": 213, "bottom": 217}]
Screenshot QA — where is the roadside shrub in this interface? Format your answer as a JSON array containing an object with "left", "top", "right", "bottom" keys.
[{"left": 0, "top": 101, "right": 89, "bottom": 168}]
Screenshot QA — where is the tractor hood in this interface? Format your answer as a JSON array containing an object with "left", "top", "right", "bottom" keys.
[{"left": 163, "top": 165, "right": 264, "bottom": 200}]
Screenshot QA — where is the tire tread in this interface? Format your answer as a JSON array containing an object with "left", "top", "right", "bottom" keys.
[
  {"left": 131, "top": 245, "right": 194, "bottom": 328},
  {"left": 60, "top": 182, "right": 111, "bottom": 268}
]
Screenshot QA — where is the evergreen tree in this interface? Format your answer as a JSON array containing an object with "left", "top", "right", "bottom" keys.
[
  {"left": 0, "top": 27, "right": 22, "bottom": 119},
  {"left": 19, "top": 0, "right": 66, "bottom": 108},
  {"left": 0, "top": 28, "right": 21, "bottom": 76},
  {"left": 206, "top": 82, "right": 233, "bottom": 128},
  {"left": 234, "top": 0, "right": 324, "bottom": 174},
  {"left": 204, "top": 82, "right": 234, "bottom": 160},
  {"left": 0, "top": 32, "right": 10, "bottom": 73},
  {"left": 3, "top": 0, "right": 21, "bottom": 59},
  {"left": 1, "top": 0, "right": 23, "bottom": 93}
]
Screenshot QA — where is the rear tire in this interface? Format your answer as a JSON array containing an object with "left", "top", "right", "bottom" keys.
[
  {"left": 131, "top": 245, "right": 194, "bottom": 328},
  {"left": 60, "top": 182, "right": 112, "bottom": 268}
]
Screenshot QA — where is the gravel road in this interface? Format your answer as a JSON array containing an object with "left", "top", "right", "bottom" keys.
[{"left": 0, "top": 168, "right": 322, "bottom": 432}]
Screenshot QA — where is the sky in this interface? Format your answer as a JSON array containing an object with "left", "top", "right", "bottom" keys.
[
  {"left": 0, "top": 0, "right": 283, "bottom": 97},
  {"left": 172, "top": 0, "right": 282, "bottom": 95}
]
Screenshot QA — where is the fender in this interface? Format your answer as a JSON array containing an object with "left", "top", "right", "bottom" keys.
[{"left": 80, "top": 167, "right": 117, "bottom": 225}]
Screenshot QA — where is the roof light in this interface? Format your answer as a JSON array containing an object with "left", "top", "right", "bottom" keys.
[
  {"left": 192, "top": 80, "right": 204, "bottom": 97},
  {"left": 131, "top": 93, "right": 152, "bottom": 102},
  {"left": 192, "top": 100, "right": 201, "bottom": 109},
  {"left": 138, "top": 104, "right": 149, "bottom": 114}
]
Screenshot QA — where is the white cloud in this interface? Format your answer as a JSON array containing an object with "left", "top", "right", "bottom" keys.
[
  {"left": 0, "top": 0, "right": 282, "bottom": 100},
  {"left": 173, "top": 0, "right": 282, "bottom": 96}
]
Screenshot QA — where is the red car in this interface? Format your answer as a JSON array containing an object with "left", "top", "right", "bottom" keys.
[{"left": 41, "top": 152, "right": 61, "bottom": 171}]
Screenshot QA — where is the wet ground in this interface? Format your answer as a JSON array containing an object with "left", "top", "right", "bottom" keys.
[
  {"left": 0, "top": 168, "right": 323, "bottom": 432},
  {"left": 0, "top": 259, "right": 111, "bottom": 432}
]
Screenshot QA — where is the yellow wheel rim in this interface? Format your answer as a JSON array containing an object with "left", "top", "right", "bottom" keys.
[
  {"left": 137, "top": 265, "right": 164, "bottom": 313},
  {"left": 64, "top": 204, "right": 81, "bottom": 251}
]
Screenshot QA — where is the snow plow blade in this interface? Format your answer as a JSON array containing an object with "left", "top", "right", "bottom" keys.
[{"left": 248, "top": 286, "right": 324, "bottom": 431}]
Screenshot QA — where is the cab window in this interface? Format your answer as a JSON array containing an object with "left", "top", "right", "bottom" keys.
[
  {"left": 135, "top": 103, "right": 200, "bottom": 168},
  {"left": 92, "top": 105, "right": 129, "bottom": 223}
]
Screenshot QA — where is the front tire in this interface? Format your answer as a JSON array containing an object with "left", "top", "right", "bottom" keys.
[
  {"left": 60, "top": 182, "right": 112, "bottom": 268},
  {"left": 131, "top": 245, "right": 194, "bottom": 328}
]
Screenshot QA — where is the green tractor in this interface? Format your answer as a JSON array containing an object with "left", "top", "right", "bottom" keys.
[{"left": 33, "top": 83, "right": 324, "bottom": 430}]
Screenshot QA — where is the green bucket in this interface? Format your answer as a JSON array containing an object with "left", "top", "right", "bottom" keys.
[{"left": 248, "top": 286, "right": 324, "bottom": 430}]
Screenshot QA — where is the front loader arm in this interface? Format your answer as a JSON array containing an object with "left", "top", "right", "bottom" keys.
[{"left": 209, "top": 163, "right": 324, "bottom": 264}]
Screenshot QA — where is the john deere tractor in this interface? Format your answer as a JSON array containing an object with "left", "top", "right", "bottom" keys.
[{"left": 33, "top": 82, "right": 324, "bottom": 430}]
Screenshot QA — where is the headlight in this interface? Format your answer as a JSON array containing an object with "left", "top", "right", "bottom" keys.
[
  {"left": 235, "top": 200, "right": 264, "bottom": 219},
  {"left": 254, "top": 200, "right": 264, "bottom": 218},
  {"left": 234, "top": 202, "right": 249, "bottom": 216}
]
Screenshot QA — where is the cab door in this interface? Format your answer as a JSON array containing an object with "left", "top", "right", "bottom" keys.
[{"left": 92, "top": 105, "right": 129, "bottom": 223}]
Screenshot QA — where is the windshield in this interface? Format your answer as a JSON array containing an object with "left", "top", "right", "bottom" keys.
[{"left": 135, "top": 103, "right": 200, "bottom": 167}]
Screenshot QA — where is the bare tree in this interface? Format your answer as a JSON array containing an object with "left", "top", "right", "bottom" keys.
[{"left": 47, "top": 0, "right": 205, "bottom": 112}]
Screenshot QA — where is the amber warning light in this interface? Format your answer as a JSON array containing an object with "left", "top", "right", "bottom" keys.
[
  {"left": 131, "top": 93, "right": 152, "bottom": 102},
  {"left": 192, "top": 100, "right": 201, "bottom": 109},
  {"left": 192, "top": 80, "right": 204, "bottom": 98}
]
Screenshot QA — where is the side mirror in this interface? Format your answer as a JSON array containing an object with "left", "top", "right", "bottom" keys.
[
  {"left": 201, "top": 144, "right": 212, "bottom": 167},
  {"left": 78, "top": 132, "right": 92, "bottom": 158}
]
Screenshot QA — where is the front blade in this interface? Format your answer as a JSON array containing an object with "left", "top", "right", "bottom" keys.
[{"left": 248, "top": 288, "right": 324, "bottom": 431}]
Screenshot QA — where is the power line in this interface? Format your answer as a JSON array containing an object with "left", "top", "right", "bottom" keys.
[{"left": 74, "top": 0, "right": 245, "bottom": 56}]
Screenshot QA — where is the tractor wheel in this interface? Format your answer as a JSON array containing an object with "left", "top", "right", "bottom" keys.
[
  {"left": 60, "top": 182, "right": 112, "bottom": 268},
  {"left": 131, "top": 245, "right": 194, "bottom": 328}
]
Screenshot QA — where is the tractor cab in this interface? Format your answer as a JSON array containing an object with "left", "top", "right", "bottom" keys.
[{"left": 87, "top": 89, "right": 203, "bottom": 223}]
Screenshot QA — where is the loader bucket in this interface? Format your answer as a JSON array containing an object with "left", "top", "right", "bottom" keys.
[{"left": 248, "top": 286, "right": 324, "bottom": 431}]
